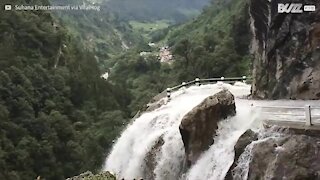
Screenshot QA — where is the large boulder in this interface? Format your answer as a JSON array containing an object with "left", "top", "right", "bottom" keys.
[
  {"left": 179, "top": 89, "right": 236, "bottom": 167},
  {"left": 250, "top": 0, "right": 320, "bottom": 99},
  {"left": 225, "top": 129, "right": 258, "bottom": 180},
  {"left": 230, "top": 133, "right": 320, "bottom": 180},
  {"left": 66, "top": 171, "right": 116, "bottom": 180}
]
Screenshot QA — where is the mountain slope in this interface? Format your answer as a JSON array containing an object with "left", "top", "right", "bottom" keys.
[
  {"left": 165, "top": 0, "right": 251, "bottom": 81},
  {"left": 251, "top": 0, "right": 320, "bottom": 99},
  {"left": 105, "top": 0, "right": 251, "bottom": 115},
  {"left": 0, "top": 0, "right": 130, "bottom": 179},
  {"left": 50, "top": 0, "right": 144, "bottom": 69}
]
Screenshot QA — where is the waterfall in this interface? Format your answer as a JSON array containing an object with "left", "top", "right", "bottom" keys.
[
  {"left": 104, "top": 82, "right": 252, "bottom": 179},
  {"left": 183, "top": 99, "right": 259, "bottom": 180}
]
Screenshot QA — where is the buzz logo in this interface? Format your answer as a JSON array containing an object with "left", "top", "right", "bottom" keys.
[
  {"left": 278, "top": 3, "right": 316, "bottom": 13},
  {"left": 278, "top": 3, "right": 303, "bottom": 13}
]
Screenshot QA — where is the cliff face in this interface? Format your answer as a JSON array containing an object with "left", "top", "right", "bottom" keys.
[
  {"left": 255, "top": 134, "right": 319, "bottom": 179},
  {"left": 251, "top": 0, "right": 320, "bottom": 99},
  {"left": 246, "top": 135, "right": 320, "bottom": 180},
  {"left": 227, "top": 129, "right": 320, "bottom": 180}
]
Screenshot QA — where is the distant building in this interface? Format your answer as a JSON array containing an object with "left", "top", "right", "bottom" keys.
[
  {"left": 159, "top": 46, "right": 173, "bottom": 63},
  {"left": 139, "top": 51, "right": 152, "bottom": 56},
  {"left": 148, "top": 42, "right": 156, "bottom": 47},
  {"left": 101, "top": 72, "right": 109, "bottom": 80}
]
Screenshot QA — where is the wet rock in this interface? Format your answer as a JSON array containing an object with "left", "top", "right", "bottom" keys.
[
  {"left": 66, "top": 171, "right": 93, "bottom": 180},
  {"left": 225, "top": 129, "right": 258, "bottom": 180},
  {"left": 143, "top": 136, "right": 164, "bottom": 180},
  {"left": 66, "top": 171, "right": 116, "bottom": 180},
  {"left": 145, "top": 98, "right": 166, "bottom": 112},
  {"left": 234, "top": 130, "right": 258, "bottom": 160},
  {"left": 245, "top": 135, "right": 320, "bottom": 180},
  {"left": 134, "top": 90, "right": 167, "bottom": 119},
  {"left": 250, "top": 0, "right": 320, "bottom": 99},
  {"left": 179, "top": 89, "right": 236, "bottom": 167}
]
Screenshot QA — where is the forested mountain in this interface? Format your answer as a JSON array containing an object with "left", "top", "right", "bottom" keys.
[
  {"left": 0, "top": 0, "right": 252, "bottom": 179},
  {"left": 167, "top": 0, "right": 251, "bottom": 81},
  {"left": 0, "top": 0, "right": 131, "bottom": 179},
  {"left": 107, "top": 0, "right": 251, "bottom": 113},
  {"left": 105, "top": 0, "right": 210, "bottom": 23},
  {"left": 107, "top": 50, "right": 176, "bottom": 114},
  {"left": 2, "top": 0, "right": 318, "bottom": 179},
  {"left": 49, "top": 0, "right": 144, "bottom": 69}
]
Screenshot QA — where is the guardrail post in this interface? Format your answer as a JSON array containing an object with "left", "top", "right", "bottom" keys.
[
  {"left": 305, "top": 105, "right": 312, "bottom": 126},
  {"left": 195, "top": 78, "right": 200, "bottom": 86},
  {"left": 166, "top": 88, "right": 171, "bottom": 100},
  {"left": 242, "top": 76, "right": 247, "bottom": 83}
]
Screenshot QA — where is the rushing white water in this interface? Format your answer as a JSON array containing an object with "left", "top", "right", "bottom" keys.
[
  {"left": 183, "top": 99, "right": 259, "bottom": 180},
  {"left": 104, "top": 82, "right": 251, "bottom": 179},
  {"left": 104, "top": 80, "right": 320, "bottom": 180},
  {"left": 231, "top": 127, "right": 289, "bottom": 180}
]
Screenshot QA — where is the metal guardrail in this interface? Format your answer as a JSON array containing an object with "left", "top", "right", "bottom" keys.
[
  {"left": 257, "top": 105, "right": 320, "bottom": 127},
  {"left": 166, "top": 76, "right": 251, "bottom": 99},
  {"left": 164, "top": 77, "right": 320, "bottom": 128}
]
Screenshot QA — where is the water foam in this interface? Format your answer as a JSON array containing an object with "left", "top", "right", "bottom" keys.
[
  {"left": 104, "top": 82, "right": 251, "bottom": 179},
  {"left": 183, "top": 98, "right": 258, "bottom": 180},
  {"left": 231, "top": 126, "right": 289, "bottom": 180}
]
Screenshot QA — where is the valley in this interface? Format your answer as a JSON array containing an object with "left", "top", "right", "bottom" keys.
[{"left": 1, "top": 0, "right": 320, "bottom": 179}]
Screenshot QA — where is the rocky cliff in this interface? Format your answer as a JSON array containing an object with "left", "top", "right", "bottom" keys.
[
  {"left": 179, "top": 89, "right": 236, "bottom": 168},
  {"left": 251, "top": 0, "right": 320, "bottom": 99},
  {"left": 246, "top": 135, "right": 320, "bottom": 179},
  {"left": 227, "top": 128, "right": 320, "bottom": 180}
]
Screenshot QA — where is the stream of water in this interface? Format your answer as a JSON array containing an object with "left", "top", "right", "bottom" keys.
[{"left": 103, "top": 82, "right": 319, "bottom": 179}]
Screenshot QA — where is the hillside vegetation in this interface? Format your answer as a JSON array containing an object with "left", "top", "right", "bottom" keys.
[
  {"left": 0, "top": 0, "right": 252, "bottom": 179},
  {"left": 50, "top": 0, "right": 144, "bottom": 69},
  {"left": 168, "top": 0, "right": 251, "bottom": 81},
  {"left": 108, "top": 0, "right": 251, "bottom": 113},
  {"left": 0, "top": 0, "right": 131, "bottom": 179}
]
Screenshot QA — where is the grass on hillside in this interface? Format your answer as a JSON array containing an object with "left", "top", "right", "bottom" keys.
[{"left": 129, "top": 20, "right": 171, "bottom": 39}]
